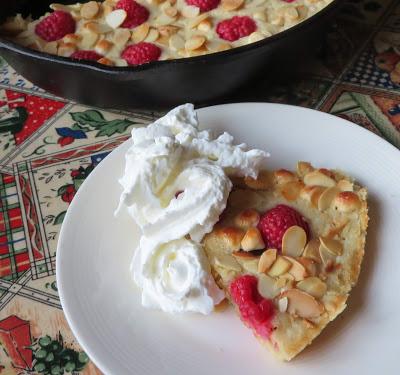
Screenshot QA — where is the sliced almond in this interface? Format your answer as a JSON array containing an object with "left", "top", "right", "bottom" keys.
[
  {"left": 95, "top": 39, "right": 113, "bottom": 54},
  {"left": 268, "top": 256, "right": 292, "bottom": 277},
  {"left": 81, "top": 1, "right": 99, "bottom": 19},
  {"left": 169, "top": 34, "right": 185, "bottom": 51},
  {"left": 132, "top": 23, "right": 150, "bottom": 43},
  {"left": 279, "top": 181, "right": 304, "bottom": 201},
  {"left": 297, "top": 277, "right": 327, "bottom": 299},
  {"left": 297, "top": 257, "right": 317, "bottom": 276},
  {"left": 319, "top": 237, "right": 343, "bottom": 256},
  {"left": 187, "top": 13, "right": 208, "bottom": 29},
  {"left": 303, "top": 239, "right": 321, "bottom": 263},
  {"left": 206, "top": 41, "right": 231, "bottom": 52},
  {"left": 214, "top": 254, "right": 241, "bottom": 272},
  {"left": 232, "top": 250, "right": 259, "bottom": 259},
  {"left": 282, "top": 226, "right": 307, "bottom": 257},
  {"left": 198, "top": 19, "right": 212, "bottom": 32},
  {"left": 43, "top": 41, "right": 58, "bottom": 54},
  {"left": 155, "top": 13, "right": 176, "bottom": 26},
  {"left": 181, "top": 5, "right": 200, "bottom": 18},
  {"left": 241, "top": 227, "right": 265, "bottom": 252},
  {"left": 84, "top": 21, "right": 112, "bottom": 34},
  {"left": 297, "top": 161, "right": 314, "bottom": 177},
  {"left": 79, "top": 31, "right": 98, "bottom": 49},
  {"left": 258, "top": 249, "right": 277, "bottom": 273},
  {"left": 278, "top": 297, "right": 288, "bottom": 312},
  {"left": 239, "top": 258, "right": 259, "bottom": 274},
  {"left": 318, "top": 187, "right": 339, "bottom": 211},
  {"left": 222, "top": 0, "right": 244, "bottom": 11},
  {"left": 106, "top": 9, "right": 127, "bottom": 29},
  {"left": 185, "top": 35, "right": 206, "bottom": 51},
  {"left": 337, "top": 179, "right": 354, "bottom": 192},
  {"left": 57, "top": 42, "right": 76, "bottom": 57},
  {"left": 158, "top": 25, "right": 179, "bottom": 37},
  {"left": 283, "top": 256, "right": 307, "bottom": 281},
  {"left": 304, "top": 170, "right": 336, "bottom": 188},
  {"left": 300, "top": 186, "right": 326, "bottom": 207},
  {"left": 274, "top": 169, "right": 297, "bottom": 185},
  {"left": 319, "top": 243, "right": 336, "bottom": 265},
  {"left": 63, "top": 33, "right": 81, "bottom": 44},
  {"left": 144, "top": 28, "right": 159, "bottom": 42},
  {"left": 333, "top": 191, "right": 362, "bottom": 213},
  {"left": 164, "top": 6, "right": 178, "bottom": 17},
  {"left": 113, "top": 28, "right": 131, "bottom": 47},
  {"left": 283, "top": 289, "right": 323, "bottom": 319},
  {"left": 234, "top": 209, "right": 260, "bottom": 229},
  {"left": 215, "top": 227, "right": 245, "bottom": 252},
  {"left": 244, "top": 170, "right": 273, "bottom": 190},
  {"left": 257, "top": 274, "right": 280, "bottom": 299},
  {"left": 97, "top": 57, "right": 114, "bottom": 66},
  {"left": 102, "top": 3, "right": 114, "bottom": 16}
]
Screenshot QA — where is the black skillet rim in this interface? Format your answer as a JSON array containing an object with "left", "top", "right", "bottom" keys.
[{"left": 0, "top": 0, "right": 340, "bottom": 75}]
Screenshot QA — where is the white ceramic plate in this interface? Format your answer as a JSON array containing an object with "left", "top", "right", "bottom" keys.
[{"left": 57, "top": 103, "right": 400, "bottom": 375}]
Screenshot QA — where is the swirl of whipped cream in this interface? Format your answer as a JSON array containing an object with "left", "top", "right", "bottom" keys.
[
  {"left": 133, "top": 238, "right": 225, "bottom": 314},
  {"left": 117, "top": 104, "right": 269, "bottom": 315}
]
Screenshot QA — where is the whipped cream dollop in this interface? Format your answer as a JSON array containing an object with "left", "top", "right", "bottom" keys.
[{"left": 117, "top": 104, "right": 268, "bottom": 314}]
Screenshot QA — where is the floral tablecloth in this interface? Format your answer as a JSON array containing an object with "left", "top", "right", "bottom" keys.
[{"left": 0, "top": 0, "right": 399, "bottom": 374}]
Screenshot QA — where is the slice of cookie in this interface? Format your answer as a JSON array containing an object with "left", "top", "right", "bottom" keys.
[{"left": 203, "top": 162, "right": 368, "bottom": 361}]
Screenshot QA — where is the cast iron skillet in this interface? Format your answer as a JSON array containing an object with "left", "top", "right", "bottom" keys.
[{"left": 0, "top": 0, "right": 340, "bottom": 109}]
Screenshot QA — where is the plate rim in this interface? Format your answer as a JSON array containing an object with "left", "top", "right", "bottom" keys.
[{"left": 56, "top": 102, "right": 400, "bottom": 374}]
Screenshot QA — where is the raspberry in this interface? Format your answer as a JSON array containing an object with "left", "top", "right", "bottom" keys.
[
  {"left": 216, "top": 16, "right": 256, "bottom": 42},
  {"left": 185, "top": 0, "right": 220, "bottom": 12},
  {"left": 35, "top": 11, "right": 76, "bottom": 42},
  {"left": 115, "top": 0, "right": 149, "bottom": 28},
  {"left": 122, "top": 43, "right": 161, "bottom": 65},
  {"left": 70, "top": 50, "right": 102, "bottom": 61},
  {"left": 258, "top": 204, "right": 310, "bottom": 250},
  {"left": 230, "top": 275, "right": 275, "bottom": 338}
]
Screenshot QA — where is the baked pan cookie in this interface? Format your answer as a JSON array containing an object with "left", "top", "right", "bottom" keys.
[{"left": 203, "top": 162, "right": 368, "bottom": 361}]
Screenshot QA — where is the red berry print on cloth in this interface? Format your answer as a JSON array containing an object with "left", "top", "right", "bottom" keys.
[
  {"left": 216, "top": 16, "right": 257, "bottom": 42},
  {"left": 258, "top": 204, "right": 310, "bottom": 250},
  {"left": 2, "top": 90, "right": 65, "bottom": 145},
  {"left": 115, "top": 0, "right": 149, "bottom": 28},
  {"left": 186, "top": 0, "right": 220, "bottom": 12}
]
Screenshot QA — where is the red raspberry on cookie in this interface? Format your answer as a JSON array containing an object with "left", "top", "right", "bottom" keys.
[
  {"left": 186, "top": 0, "right": 221, "bottom": 12},
  {"left": 216, "top": 16, "right": 257, "bottom": 42},
  {"left": 35, "top": 11, "right": 76, "bottom": 42},
  {"left": 115, "top": 0, "right": 149, "bottom": 28},
  {"left": 122, "top": 43, "right": 161, "bottom": 66}
]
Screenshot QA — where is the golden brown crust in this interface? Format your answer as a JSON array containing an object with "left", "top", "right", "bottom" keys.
[{"left": 205, "top": 162, "right": 368, "bottom": 361}]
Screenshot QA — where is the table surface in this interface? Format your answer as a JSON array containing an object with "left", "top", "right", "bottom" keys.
[{"left": 0, "top": 0, "right": 399, "bottom": 374}]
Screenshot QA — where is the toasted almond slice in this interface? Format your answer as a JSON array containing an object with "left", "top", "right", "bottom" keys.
[
  {"left": 304, "top": 170, "right": 336, "bottom": 188},
  {"left": 187, "top": 13, "right": 208, "bottom": 28},
  {"left": 283, "top": 289, "right": 323, "bottom": 318},
  {"left": 181, "top": 5, "right": 200, "bottom": 18},
  {"left": 84, "top": 21, "right": 112, "bottom": 34},
  {"left": 132, "top": 23, "right": 150, "bottom": 43},
  {"left": 115, "top": 58, "right": 128, "bottom": 66},
  {"left": 95, "top": 39, "right": 113, "bottom": 54},
  {"left": 241, "top": 227, "right": 265, "bottom": 252},
  {"left": 158, "top": 25, "right": 179, "bottom": 37},
  {"left": 215, "top": 227, "right": 245, "bottom": 252},
  {"left": 297, "top": 257, "right": 317, "bottom": 276},
  {"left": 113, "top": 28, "right": 131, "bottom": 47},
  {"left": 81, "top": 1, "right": 99, "bottom": 19},
  {"left": 232, "top": 250, "right": 259, "bottom": 259},
  {"left": 43, "top": 41, "right": 58, "bottom": 54},
  {"left": 185, "top": 35, "right": 206, "bottom": 51},
  {"left": 198, "top": 19, "right": 212, "bottom": 32},
  {"left": 248, "top": 31, "right": 264, "bottom": 43},
  {"left": 278, "top": 297, "right": 288, "bottom": 312},
  {"left": 234, "top": 209, "right": 260, "bottom": 229},
  {"left": 63, "top": 33, "right": 81, "bottom": 44},
  {"left": 297, "top": 277, "right": 327, "bottom": 299},
  {"left": 303, "top": 238, "right": 321, "bottom": 263},
  {"left": 283, "top": 256, "right": 307, "bottom": 281},
  {"left": 206, "top": 41, "right": 232, "bottom": 52},
  {"left": 222, "top": 0, "right": 244, "bottom": 11},
  {"left": 333, "top": 191, "right": 361, "bottom": 213},
  {"left": 155, "top": 13, "right": 177, "bottom": 26},
  {"left": 274, "top": 169, "right": 296, "bottom": 185},
  {"left": 297, "top": 161, "right": 314, "bottom": 177},
  {"left": 257, "top": 274, "right": 280, "bottom": 299},
  {"left": 319, "top": 237, "right": 343, "bottom": 256},
  {"left": 169, "top": 34, "right": 185, "bottom": 51},
  {"left": 57, "top": 42, "right": 76, "bottom": 57},
  {"left": 268, "top": 256, "right": 292, "bottom": 277},
  {"left": 144, "top": 28, "right": 160, "bottom": 42},
  {"left": 164, "top": 6, "right": 178, "bottom": 17},
  {"left": 79, "top": 31, "right": 98, "bottom": 49},
  {"left": 28, "top": 39, "right": 45, "bottom": 52},
  {"left": 240, "top": 258, "right": 259, "bottom": 274},
  {"left": 214, "top": 254, "right": 241, "bottom": 272},
  {"left": 258, "top": 249, "right": 277, "bottom": 273},
  {"left": 244, "top": 170, "right": 272, "bottom": 190},
  {"left": 318, "top": 187, "right": 340, "bottom": 211},
  {"left": 337, "top": 179, "right": 354, "bottom": 192},
  {"left": 279, "top": 181, "right": 304, "bottom": 201},
  {"left": 282, "top": 226, "right": 307, "bottom": 257},
  {"left": 319, "top": 243, "right": 336, "bottom": 265},
  {"left": 97, "top": 57, "right": 114, "bottom": 66},
  {"left": 102, "top": 3, "right": 114, "bottom": 16},
  {"left": 300, "top": 185, "right": 325, "bottom": 207},
  {"left": 106, "top": 9, "right": 127, "bottom": 29}
]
